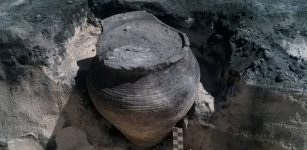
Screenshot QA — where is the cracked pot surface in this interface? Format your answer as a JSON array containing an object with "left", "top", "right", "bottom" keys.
[{"left": 86, "top": 11, "right": 200, "bottom": 147}]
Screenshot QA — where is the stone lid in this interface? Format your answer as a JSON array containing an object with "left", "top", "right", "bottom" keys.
[{"left": 97, "top": 11, "right": 190, "bottom": 71}]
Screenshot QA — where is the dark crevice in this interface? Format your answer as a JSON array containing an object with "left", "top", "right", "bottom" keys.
[
  {"left": 45, "top": 135, "right": 57, "bottom": 150},
  {"left": 88, "top": 0, "right": 185, "bottom": 29}
]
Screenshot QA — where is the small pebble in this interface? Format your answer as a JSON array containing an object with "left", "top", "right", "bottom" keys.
[
  {"left": 263, "top": 50, "right": 272, "bottom": 60},
  {"left": 300, "top": 63, "right": 306, "bottom": 69},
  {"left": 275, "top": 65, "right": 281, "bottom": 70},
  {"left": 268, "top": 66, "right": 273, "bottom": 71},
  {"left": 123, "top": 26, "right": 132, "bottom": 31},
  {"left": 275, "top": 74, "right": 285, "bottom": 83},
  {"left": 185, "top": 17, "right": 194, "bottom": 24}
]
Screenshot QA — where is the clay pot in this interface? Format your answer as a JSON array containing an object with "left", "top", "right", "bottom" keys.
[{"left": 86, "top": 11, "right": 200, "bottom": 147}]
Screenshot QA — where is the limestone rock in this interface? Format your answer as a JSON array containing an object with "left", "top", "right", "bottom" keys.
[
  {"left": 196, "top": 83, "right": 215, "bottom": 115},
  {"left": 0, "top": 0, "right": 103, "bottom": 149},
  {"left": 7, "top": 138, "right": 43, "bottom": 150}
]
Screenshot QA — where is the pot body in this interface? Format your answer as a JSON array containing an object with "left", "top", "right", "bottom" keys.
[
  {"left": 87, "top": 50, "right": 199, "bottom": 146},
  {"left": 86, "top": 11, "right": 200, "bottom": 147}
]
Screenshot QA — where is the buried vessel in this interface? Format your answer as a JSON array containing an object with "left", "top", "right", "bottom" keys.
[{"left": 86, "top": 11, "right": 200, "bottom": 147}]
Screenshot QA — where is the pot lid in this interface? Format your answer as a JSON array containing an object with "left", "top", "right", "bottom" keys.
[{"left": 97, "top": 11, "right": 190, "bottom": 71}]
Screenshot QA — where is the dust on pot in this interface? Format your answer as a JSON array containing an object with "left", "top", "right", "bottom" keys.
[{"left": 86, "top": 11, "right": 200, "bottom": 147}]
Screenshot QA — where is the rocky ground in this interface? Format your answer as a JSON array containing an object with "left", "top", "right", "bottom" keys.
[{"left": 0, "top": 0, "right": 307, "bottom": 150}]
